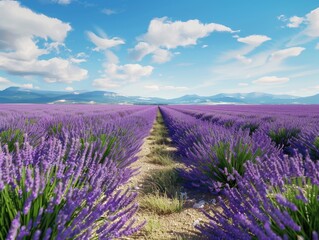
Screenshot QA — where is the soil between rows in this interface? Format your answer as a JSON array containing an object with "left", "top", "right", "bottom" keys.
[{"left": 124, "top": 110, "right": 219, "bottom": 240}]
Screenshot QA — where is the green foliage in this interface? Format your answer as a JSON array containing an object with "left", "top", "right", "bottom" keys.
[
  {"left": 48, "top": 122, "right": 63, "bottom": 136},
  {"left": 149, "top": 153, "right": 174, "bottom": 166},
  {"left": 242, "top": 122, "right": 259, "bottom": 135},
  {"left": 205, "top": 141, "right": 262, "bottom": 188},
  {"left": 143, "top": 215, "right": 162, "bottom": 237},
  {"left": 142, "top": 168, "right": 180, "bottom": 198},
  {"left": 25, "top": 118, "right": 37, "bottom": 125},
  {"left": 314, "top": 137, "right": 319, "bottom": 149},
  {"left": 99, "top": 135, "right": 117, "bottom": 164},
  {"left": 269, "top": 127, "right": 300, "bottom": 149},
  {"left": 0, "top": 166, "right": 81, "bottom": 239},
  {"left": 79, "top": 133, "right": 118, "bottom": 164},
  {"left": 224, "top": 120, "right": 235, "bottom": 128},
  {"left": 269, "top": 178, "right": 319, "bottom": 240},
  {"left": 148, "top": 145, "right": 167, "bottom": 156},
  {"left": 308, "top": 136, "right": 319, "bottom": 160},
  {"left": 0, "top": 128, "right": 24, "bottom": 152},
  {"left": 140, "top": 192, "right": 183, "bottom": 215}
]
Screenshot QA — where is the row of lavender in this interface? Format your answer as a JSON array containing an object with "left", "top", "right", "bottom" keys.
[
  {"left": 168, "top": 105, "right": 319, "bottom": 157},
  {"left": 160, "top": 105, "right": 319, "bottom": 240},
  {"left": 0, "top": 105, "right": 157, "bottom": 239}
]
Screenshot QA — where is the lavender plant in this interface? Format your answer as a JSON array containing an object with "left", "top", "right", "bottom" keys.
[
  {"left": 0, "top": 128, "right": 24, "bottom": 152},
  {"left": 198, "top": 154, "right": 319, "bottom": 240},
  {"left": 291, "top": 126, "right": 319, "bottom": 160}
]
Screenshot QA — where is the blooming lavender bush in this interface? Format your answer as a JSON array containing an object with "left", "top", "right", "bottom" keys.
[
  {"left": 198, "top": 153, "right": 319, "bottom": 240},
  {"left": 291, "top": 126, "right": 319, "bottom": 160}
]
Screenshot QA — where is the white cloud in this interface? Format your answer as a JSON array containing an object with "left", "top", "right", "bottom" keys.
[
  {"left": 87, "top": 31, "right": 125, "bottom": 51},
  {"left": 238, "top": 82, "right": 249, "bottom": 86},
  {"left": 235, "top": 55, "right": 252, "bottom": 64},
  {"left": 0, "top": 77, "right": 12, "bottom": 84},
  {"left": 144, "top": 84, "right": 188, "bottom": 91},
  {"left": 130, "top": 17, "right": 234, "bottom": 63},
  {"left": 0, "top": 1, "right": 88, "bottom": 83},
  {"left": 253, "top": 76, "right": 289, "bottom": 84},
  {"left": 304, "top": 8, "right": 319, "bottom": 37},
  {"left": 104, "top": 63, "right": 153, "bottom": 82},
  {"left": 277, "top": 15, "right": 287, "bottom": 22},
  {"left": 202, "top": 45, "right": 208, "bottom": 48},
  {"left": 142, "top": 17, "right": 233, "bottom": 49},
  {"left": 144, "top": 85, "right": 160, "bottom": 91},
  {"left": 152, "top": 49, "right": 173, "bottom": 63},
  {"left": 269, "top": 47, "right": 305, "bottom": 62},
  {"left": 237, "top": 35, "right": 271, "bottom": 46},
  {"left": 129, "top": 42, "right": 156, "bottom": 62},
  {"left": 52, "top": 0, "right": 72, "bottom": 4},
  {"left": 105, "top": 50, "right": 120, "bottom": 64},
  {"left": 221, "top": 35, "right": 271, "bottom": 62},
  {"left": 287, "top": 16, "right": 304, "bottom": 28},
  {"left": 212, "top": 45, "right": 306, "bottom": 82},
  {"left": 65, "top": 87, "right": 74, "bottom": 91},
  {"left": 22, "top": 83, "right": 34, "bottom": 89},
  {"left": 69, "top": 57, "right": 86, "bottom": 63},
  {"left": 129, "top": 42, "right": 174, "bottom": 64},
  {"left": 101, "top": 9, "right": 117, "bottom": 15},
  {"left": 92, "top": 79, "right": 120, "bottom": 89},
  {"left": 0, "top": 1, "right": 71, "bottom": 43},
  {"left": 163, "top": 85, "right": 188, "bottom": 91},
  {"left": 316, "top": 43, "right": 319, "bottom": 49},
  {"left": 287, "top": 8, "right": 319, "bottom": 46},
  {"left": 93, "top": 62, "right": 154, "bottom": 89},
  {"left": 0, "top": 76, "right": 14, "bottom": 89},
  {"left": 0, "top": 57, "right": 88, "bottom": 83}
]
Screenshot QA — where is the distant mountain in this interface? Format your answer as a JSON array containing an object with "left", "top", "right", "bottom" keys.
[{"left": 0, "top": 87, "right": 318, "bottom": 104}]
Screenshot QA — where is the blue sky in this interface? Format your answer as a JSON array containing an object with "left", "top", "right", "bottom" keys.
[{"left": 0, "top": 0, "right": 318, "bottom": 98}]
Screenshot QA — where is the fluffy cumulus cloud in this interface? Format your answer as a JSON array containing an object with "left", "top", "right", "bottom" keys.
[
  {"left": 144, "top": 84, "right": 188, "bottom": 91},
  {"left": 287, "top": 16, "right": 304, "bottom": 28},
  {"left": 93, "top": 63, "right": 153, "bottom": 89},
  {"left": 269, "top": 47, "right": 305, "bottom": 62},
  {"left": 87, "top": 31, "right": 125, "bottom": 51},
  {"left": 0, "top": 1, "right": 87, "bottom": 83},
  {"left": 130, "top": 17, "right": 234, "bottom": 63},
  {"left": 93, "top": 51, "right": 153, "bottom": 89},
  {"left": 253, "top": 76, "right": 289, "bottom": 84}
]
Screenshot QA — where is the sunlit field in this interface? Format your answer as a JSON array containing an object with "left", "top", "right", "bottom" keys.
[{"left": 1, "top": 104, "right": 319, "bottom": 239}]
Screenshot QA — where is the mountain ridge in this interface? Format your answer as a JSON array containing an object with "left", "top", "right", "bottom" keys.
[{"left": 0, "top": 87, "right": 318, "bottom": 104}]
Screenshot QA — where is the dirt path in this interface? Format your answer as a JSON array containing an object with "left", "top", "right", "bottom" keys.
[{"left": 126, "top": 110, "right": 214, "bottom": 240}]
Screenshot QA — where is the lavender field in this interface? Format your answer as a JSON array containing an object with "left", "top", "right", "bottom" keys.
[
  {"left": 0, "top": 105, "right": 157, "bottom": 239},
  {"left": 1, "top": 104, "right": 319, "bottom": 239}
]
